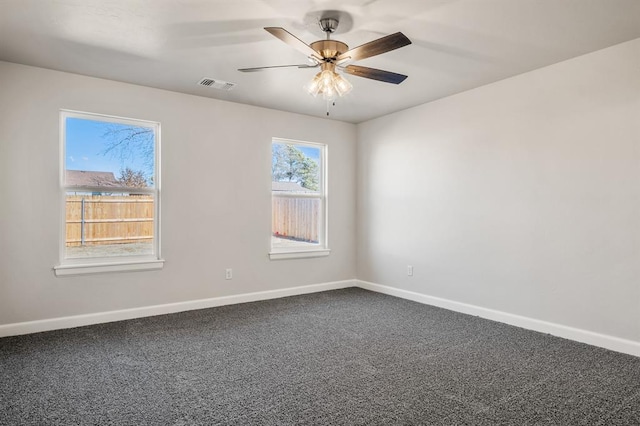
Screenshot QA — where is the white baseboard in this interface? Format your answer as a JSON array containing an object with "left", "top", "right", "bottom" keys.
[
  {"left": 356, "top": 280, "right": 640, "bottom": 358},
  {"left": 4, "top": 278, "right": 638, "bottom": 358},
  {"left": 0, "top": 279, "right": 356, "bottom": 338}
]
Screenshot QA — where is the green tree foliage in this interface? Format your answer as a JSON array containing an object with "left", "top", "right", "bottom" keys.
[
  {"left": 272, "top": 144, "right": 319, "bottom": 190},
  {"left": 118, "top": 167, "right": 148, "bottom": 188}
]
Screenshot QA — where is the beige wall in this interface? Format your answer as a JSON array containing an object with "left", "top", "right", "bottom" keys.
[
  {"left": 0, "top": 61, "right": 357, "bottom": 325},
  {"left": 357, "top": 39, "right": 640, "bottom": 343}
]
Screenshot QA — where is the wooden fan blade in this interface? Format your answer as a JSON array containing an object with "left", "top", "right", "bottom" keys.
[
  {"left": 264, "top": 27, "right": 323, "bottom": 61},
  {"left": 336, "top": 32, "right": 411, "bottom": 63},
  {"left": 238, "top": 64, "right": 319, "bottom": 72},
  {"left": 343, "top": 65, "right": 408, "bottom": 84}
]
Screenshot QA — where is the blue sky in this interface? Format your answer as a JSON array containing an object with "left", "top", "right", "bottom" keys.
[
  {"left": 65, "top": 117, "right": 152, "bottom": 177},
  {"left": 273, "top": 142, "right": 321, "bottom": 161},
  {"left": 298, "top": 146, "right": 320, "bottom": 161}
]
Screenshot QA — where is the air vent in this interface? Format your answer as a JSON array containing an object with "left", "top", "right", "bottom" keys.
[{"left": 198, "top": 78, "right": 236, "bottom": 91}]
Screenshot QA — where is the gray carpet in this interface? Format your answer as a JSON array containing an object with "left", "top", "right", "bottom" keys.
[{"left": 1, "top": 288, "right": 639, "bottom": 425}]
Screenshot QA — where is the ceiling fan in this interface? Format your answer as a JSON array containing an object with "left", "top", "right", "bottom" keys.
[{"left": 238, "top": 17, "right": 411, "bottom": 112}]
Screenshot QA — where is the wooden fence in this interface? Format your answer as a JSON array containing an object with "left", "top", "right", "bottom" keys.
[
  {"left": 65, "top": 195, "right": 154, "bottom": 246},
  {"left": 272, "top": 196, "right": 320, "bottom": 243},
  {"left": 67, "top": 194, "right": 316, "bottom": 247}
]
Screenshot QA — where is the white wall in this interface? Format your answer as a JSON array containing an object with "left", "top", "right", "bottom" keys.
[
  {"left": 357, "top": 39, "right": 640, "bottom": 343},
  {"left": 0, "top": 61, "right": 357, "bottom": 326},
  {"left": 1, "top": 38, "right": 639, "bottom": 350}
]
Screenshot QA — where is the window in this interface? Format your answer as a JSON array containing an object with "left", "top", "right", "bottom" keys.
[
  {"left": 270, "top": 138, "right": 329, "bottom": 259},
  {"left": 54, "top": 110, "right": 163, "bottom": 276}
]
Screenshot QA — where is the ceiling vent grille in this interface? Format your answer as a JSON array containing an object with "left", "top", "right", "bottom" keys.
[{"left": 198, "top": 78, "right": 236, "bottom": 91}]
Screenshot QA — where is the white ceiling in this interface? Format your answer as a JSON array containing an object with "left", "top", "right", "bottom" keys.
[{"left": 1, "top": 0, "right": 639, "bottom": 123}]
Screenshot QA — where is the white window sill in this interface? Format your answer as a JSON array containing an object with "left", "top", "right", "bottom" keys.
[
  {"left": 269, "top": 249, "right": 331, "bottom": 260},
  {"left": 54, "top": 259, "right": 165, "bottom": 277}
]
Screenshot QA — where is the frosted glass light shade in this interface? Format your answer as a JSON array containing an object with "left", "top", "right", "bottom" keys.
[{"left": 305, "top": 69, "right": 352, "bottom": 101}]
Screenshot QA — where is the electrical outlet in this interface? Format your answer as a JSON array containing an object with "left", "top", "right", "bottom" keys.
[
  {"left": 407, "top": 265, "right": 413, "bottom": 276},
  {"left": 225, "top": 268, "right": 233, "bottom": 280}
]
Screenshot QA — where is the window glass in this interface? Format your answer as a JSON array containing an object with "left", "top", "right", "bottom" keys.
[
  {"left": 271, "top": 140, "right": 326, "bottom": 253},
  {"left": 61, "top": 111, "right": 159, "bottom": 262}
]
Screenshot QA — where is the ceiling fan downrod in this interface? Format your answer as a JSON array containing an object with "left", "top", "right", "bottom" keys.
[
  {"left": 310, "top": 18, "right": 348, "bottom": 61},
  {"left": 319, "top": 18, "right": 339, "bottom": 39}
]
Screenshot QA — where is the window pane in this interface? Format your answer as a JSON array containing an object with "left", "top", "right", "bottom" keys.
[
  {"left": 272, "top": 195, "right": 321, "bottom": 249},
  {"left": 65, "top": 117, "right": 155, "bottom": 189},
  {"left": 64, "top": 192, "right": 154, "bottom": 259},
  {"left": 271, "top": 140, "right": 324, "bottom": 252},
  {"left": 271, "top": 143, "right": 320, "bottom": 193},
  {"left": 62, "top": 112, "right": 158, "bottom": 263}
]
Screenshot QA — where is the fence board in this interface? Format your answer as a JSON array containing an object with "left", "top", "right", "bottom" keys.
[
  {"left": 272, "top": 196, "right": 319, "bottom": 243},
  {"left": 65, "top": 195, "right": 154, "bottom": 246}
]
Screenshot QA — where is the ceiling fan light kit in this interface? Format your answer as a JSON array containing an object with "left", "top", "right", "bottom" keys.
[
  {"left": 238, "top": 16, "right": 411, "bottom": 115},
  {"left": 305, "top": 62, "right": 353, "bottom": 101}
]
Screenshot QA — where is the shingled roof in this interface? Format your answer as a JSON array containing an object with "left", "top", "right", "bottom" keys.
[{"left": 66, "top": 170, "right": 119, "bottom": 187}]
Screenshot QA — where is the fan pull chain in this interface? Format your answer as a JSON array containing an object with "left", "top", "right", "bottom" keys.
[{"left": 326, "top": 100, "right": 337, "bottom": 116}]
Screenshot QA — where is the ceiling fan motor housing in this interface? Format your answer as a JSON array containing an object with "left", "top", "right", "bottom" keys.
[{"left": 310, "top": 40, "right": 348, "bottom": 60}]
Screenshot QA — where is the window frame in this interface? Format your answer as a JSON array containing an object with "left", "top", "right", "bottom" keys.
[
  {"left": 269, "top": 137, "right": 330, "bottom": 260},
  {"left": 54, "top": 110, "right": 163, "bottom": 276}
]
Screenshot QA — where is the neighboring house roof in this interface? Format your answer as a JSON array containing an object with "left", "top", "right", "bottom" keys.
[
  {"left": 66, "top": 170, "right": 119, "bottom": 187},
  {"left": 272, "top": 181, "right": 314, "bottom": 192}
]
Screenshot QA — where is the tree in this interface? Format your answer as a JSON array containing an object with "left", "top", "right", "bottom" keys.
[
  {"left": 118, "top": 167, "right": 148, "bottom": 188},
  {"left": 272, "top": 144, "right": 319, "bottom": 190},
  {"left": 102, "top": 124, "right": 155, "bottom": 178}
]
